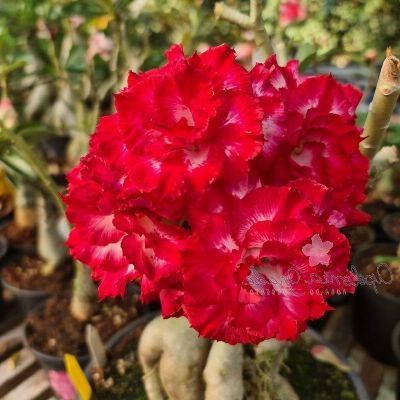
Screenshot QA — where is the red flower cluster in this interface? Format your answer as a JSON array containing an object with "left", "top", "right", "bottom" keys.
[
  {"left": 279, "top": 0, "right": 306, "bottom": 27},
  {"left": 65, "top": 44, "right": 369, "bottom": 344}
]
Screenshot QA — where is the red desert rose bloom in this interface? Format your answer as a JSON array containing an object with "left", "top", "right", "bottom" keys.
[
  {"left": 114, "top": 44, "right": 263, "bottom": 213},
  {"left": 65, "top": 44, "right": 263, "bottom": 301},
  {"left": 183, "top": 183, "right": 354, "bottom": 344},
  {"left": 65, "top": 114, "right": 187, "bottom": 302},
  {"left": 64, "top": 44, "right": 369, "bottom": 345},
  {"left": 279, "top": 0, "right": 306, "bottom": 27},
  {"left": 65, "top": 115, "right": 139, "bottom": 299},
  {"left": 250, "top": 55, "right": 369, "bottom": 227}
]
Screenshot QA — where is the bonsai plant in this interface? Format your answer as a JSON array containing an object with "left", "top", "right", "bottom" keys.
[
  {"left": 84, "top": 314, "right": 369, "bottom": 400},
  {"left": 63, "top": 0, "right": 395, "bottom": 391}
]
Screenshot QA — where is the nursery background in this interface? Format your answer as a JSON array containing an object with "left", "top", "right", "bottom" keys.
[{"left": 0, "top": 0, "right": 399, "bottom": 399}]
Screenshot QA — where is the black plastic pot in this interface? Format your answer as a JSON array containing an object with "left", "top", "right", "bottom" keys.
[
  {"left": 382, "top": 213, "right": 400, "bottom": 242},
  {"left": 0, "top": 235, "right": 9, "bottom": 259},
  {"left": 0, "top": 251, "right": 50, "bottom": 314},
  {"left": 24, "top": 301, "right": 90, "bottom": 371},
  {"left": 1, "top": 276, "right": 50, "bottom": 314},
  {"left": 393, "top": 321, "right": 400, "bottom": 360},
  {"left": 353, "top": 243, "right": 400, "bottom": 365},
  {"left": 307, "top": 329, "right": 370, "bottom": 400},
  {"left": 0, "top": 220, "right": 35, "bottom": 253},
  {"left": 27, "top": 337, "right": 90, "bottom": 372},
  {"left": 26, "top": 304, "right": 156, "bottom": 372},
  {"left": 0, "top": 234, "right": 9, "bottom": 317},
  {"left": 343, "top": 226, "right": 376, "bottom": 252},
  {"left": 392, "top": 322, "right": 400, "bottom": 399}
]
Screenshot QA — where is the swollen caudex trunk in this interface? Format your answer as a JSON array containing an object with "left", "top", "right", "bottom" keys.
[
  {"left": 14, "top": 180, "right": 37, "bottom": 228},
  {"left": 203, "top": 341, "right": 244, "bottom": 400},
  {"left": 138, "top": 317, "right": 299, "bottom": 400},
  {"left": 70, "top": 261, "right": 98, "bottom": 321},
  {"left": 139, "top": 317, "right": 248, "bottom": 400},
  {"left": 139, "top": 316, "right": 211, "bottom": 400},
  {"left": 37, "top": 195, "right": 68, "bottom": 275}
]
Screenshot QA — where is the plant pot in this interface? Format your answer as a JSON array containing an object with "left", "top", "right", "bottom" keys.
[
  {"left": 353, "top": 243, "right": 400, "bottom": 365},
  {"left": 26, "top": 334, "right": 90, "bottom": 371},
  {"left": 1, "top": 251, "right": 52, "bottom": 314},
  {"left": 1, "top": 249, "right": 73, "bottom": 315},
  {"left": 360, "top": 200, "right": 391, "bottom": 241},
  {"left": 382, "top": 213, "right": 400, "bottom": 242},
  {"left": 0, "top": 220, "right": 35, "bottom": 253},
  {"left": 24, "top": 301, "right": 91, "bottom": 371},
  {"left": 1, "top": 275, "right": 50, "bottom": 314},
  {"left": 392, "top": 322, "right": 400, "bottom": 359},
  {"left": 343, "top": 225, "right": 376, "bottom": 252},
  {"left": 391, "top": 321, "right": 400, "bottom": 399},
  {"left": 26, "top": 293, "right": 146, "bottom": 373}
]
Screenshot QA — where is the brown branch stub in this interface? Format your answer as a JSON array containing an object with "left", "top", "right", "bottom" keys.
[
  {"left": 361, "top": 48, "right": 400, "bottom": 159},
  {"left": 214, "top": 1, "right": 273, "bottom": 58},
  {"left": 214, "top": 2, "right": 252, "bottom": 29}
]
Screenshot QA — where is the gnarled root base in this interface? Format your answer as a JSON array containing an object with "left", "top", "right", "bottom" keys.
[{"left": 138, "top": 316, "right": 298, "bottom": 400}]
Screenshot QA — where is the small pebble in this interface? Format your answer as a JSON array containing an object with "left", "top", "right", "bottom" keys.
[
  {"left": 103, "top": 377, "right": 114, "bottom": 389},
  {"left": 116, "top": 358, "right": 126, "bottom": 375}
]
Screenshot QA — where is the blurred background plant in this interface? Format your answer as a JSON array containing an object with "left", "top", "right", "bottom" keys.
[{"left": 0, "top": 0, "right": 399, "bottom": 155}]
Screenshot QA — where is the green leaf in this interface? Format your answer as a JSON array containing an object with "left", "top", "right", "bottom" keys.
[
  {"left": 60, "top": 1, "right": 108, "bottom": 18},
  {"left": 16, "top": 124, "right": 52, "bottom": 141},
  {"left": 373, "top": 255, "right": 400, "bottom": 264},
  {"left": 65, "top": 45, "right": 86, "bottom": 73},
  {"left": 356, "top": 112, "right": 368, "bottom": 128},
  {"left": 296, "top": 43, "right": 316, "bottom": 73},
  {"left": 386, "top": 124, "right": 400, "bottom": 145},
  {"left": 114, "top": 0, "right": 132, "bottom": 11}
]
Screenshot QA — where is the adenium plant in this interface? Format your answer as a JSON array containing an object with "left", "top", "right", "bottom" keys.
[{"left": 64, "top": 44, "right": 369, "bottom": 345}]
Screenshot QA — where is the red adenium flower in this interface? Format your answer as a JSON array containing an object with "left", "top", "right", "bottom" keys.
[
  {"left": 250, "top": 55, "right": 369, "bottom": 227},
  {"left": 279, "top": 0, "right": 306, "bottom": 27},
  {"left": 183, "top": 184, "right": 354, "bottom": 344},
  {"left": 115, "top": 44, "right": 263, "bottom": 218},
  {"left": 65, "top": 115, "right": 139, "bottom": 298},
  {"left": 65, "top": 44, "right": 368, "bottom": 345},
  {"left": 65, "top": 44, "right": 263, "bottom": 301}
]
